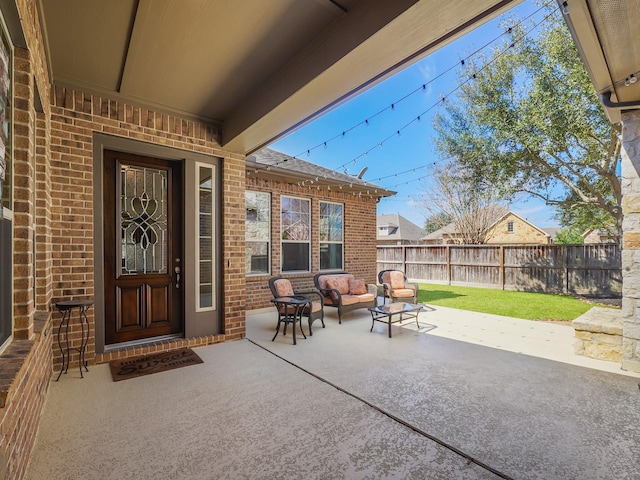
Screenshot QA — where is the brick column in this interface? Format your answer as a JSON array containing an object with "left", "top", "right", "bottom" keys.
[{"left": 621, "top": 110, "right": 640, "bottom": 372}]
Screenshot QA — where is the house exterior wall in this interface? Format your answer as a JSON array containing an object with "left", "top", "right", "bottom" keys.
[
  {"left": 582, "top": 230, "right": 601, "bottom": 244},
  {"left": 486, "top": 215, "right": 550, "bottom": 245},
  {"left": 48, "top": 87, "right": 246, "bottom": 365},
  {"left": 0, "top": 1, "right": 247, "bottom": 477},
  {"left": 621, "top": 110, "right": 640, "bottom": 373},
  {"left": 245, "top": 174, "right": 378, "bottom": 310},
  {"left": 583, "top": 229, "right": 618, "bottom": 244},
  {"left": 0, "top": 1, "right": 56, "bottom": 478}
]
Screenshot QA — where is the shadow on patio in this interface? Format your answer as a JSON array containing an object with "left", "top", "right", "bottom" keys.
[{"left": 25, "top": 306, "right": 640, "bottom": 480}]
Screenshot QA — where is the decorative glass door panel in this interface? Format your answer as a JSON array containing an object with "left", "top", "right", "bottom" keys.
[{"left": 120, "top": 165, "right": 168, "bottom": 275}]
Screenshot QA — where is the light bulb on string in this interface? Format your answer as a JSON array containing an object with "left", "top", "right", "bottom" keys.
[{"left": 283, "top": 5, "right": 551, "bottom": 168}]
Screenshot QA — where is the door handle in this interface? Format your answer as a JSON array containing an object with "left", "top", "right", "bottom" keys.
[{"left": 174, "top": 258, "right": 181, "bottom": 289}]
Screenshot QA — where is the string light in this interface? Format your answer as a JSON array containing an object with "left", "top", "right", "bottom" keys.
[
  {"left": 327, "top": 6, "right": 555, "bottom": 175},
  {"left": 245, "top": 2, "right": 554, "bottom": 179},
  {"left": 287, "top": 1, "right": 554, "bottom": 162},
  {"left": 244, "top": 2, "right": 557, "bottom": 196}
]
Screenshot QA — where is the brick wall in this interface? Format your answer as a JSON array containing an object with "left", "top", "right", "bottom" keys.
[
  {"left": 48, "top": 85, "right": 246, "bottom": 365},
  {"left": 486, "top": 215, "right": 550, "bottom": 245},
  {"left": 245, "top": 174, "right": 378, "bottom": 310},
  {"left": 0, "top": 319, "right": 52, "bottom": 479},
  {"left": 12, "top": 47, "right": 36, "bottom": 341},
  {"left": 0, "top": 0, "right": 56, "bottom": 478},
  {"left": 0, "top": 1, "right": 250, "bottom": 478}
]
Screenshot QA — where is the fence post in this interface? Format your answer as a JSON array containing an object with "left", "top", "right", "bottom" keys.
[
  {"left": 446, "top": 245, "right": 451, "bottom": 285},
  {"left": 403, "top": 245, "right": 407, "bottom": 274},
  {"left": 563, "top": 245, "right": 568, "bottom": 295},
  {"left": 500, "top": 245, "right": 505, "bottom": 290}
]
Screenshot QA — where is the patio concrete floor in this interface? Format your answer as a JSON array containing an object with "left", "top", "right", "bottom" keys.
[{"left": 25, "top": 305, "right": 640, "bottom": 480}]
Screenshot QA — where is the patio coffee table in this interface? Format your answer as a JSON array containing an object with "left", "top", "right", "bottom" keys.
[{"left": 368, "top": 302, "right": 424, "bottom": 338}]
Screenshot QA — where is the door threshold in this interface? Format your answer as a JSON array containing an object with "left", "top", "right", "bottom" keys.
[{"left": 104, "top": 334, "right": 183, "bottom": 353}]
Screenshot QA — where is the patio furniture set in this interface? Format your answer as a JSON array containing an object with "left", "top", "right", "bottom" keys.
[{"left": 269, "top": 270, "right": 426, "bottom": 343}]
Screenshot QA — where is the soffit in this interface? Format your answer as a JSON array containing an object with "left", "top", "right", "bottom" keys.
[
  {"left": 560, "top": 0, "right": 640, "bottom": 123},
  {"left": 38, "top": 0, "right": 521, "bottom": 154}
]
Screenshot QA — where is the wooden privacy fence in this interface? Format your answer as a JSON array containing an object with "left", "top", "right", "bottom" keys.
[{"left": 377, "top": 244, "right": 622, "bottom": 297}]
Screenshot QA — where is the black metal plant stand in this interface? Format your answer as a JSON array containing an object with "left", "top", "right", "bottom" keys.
[{"left": 55, "top": 299, "right": 93, "bottom": 381}]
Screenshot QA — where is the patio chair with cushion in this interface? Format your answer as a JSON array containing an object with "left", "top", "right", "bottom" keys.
[
  {"left": 268, "top": 277, "right": 325, "bottom": 335},
  {"left": 313, "top": 272, "right": 377, "bottom": 323},
  {"left": 377, "top": 270, "right": 418, "bottom": 305}
]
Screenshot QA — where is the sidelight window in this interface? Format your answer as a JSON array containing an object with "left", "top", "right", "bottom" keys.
[{"left": 197, "top": 164, "right": 215, "bottom": 310}]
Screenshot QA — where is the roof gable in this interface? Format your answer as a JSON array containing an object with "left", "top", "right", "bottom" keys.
[{"left": 377, "top": 214, "right": 425, "bottom": 241}]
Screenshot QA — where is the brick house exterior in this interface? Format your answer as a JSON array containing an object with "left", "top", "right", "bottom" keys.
[
  {"left": 0, "top": 60, "right": 248, "bottom": 480},
  {"left": 485, "top": 212, "right": 551, "bottom": 245},
  {"left": 0, "top": 5, "right": 394, "bottom": 477},
  {"left": 582, "top": 228, "right": 619, "bottom": 245},
  {"left": 376, "top": 213, "right": 426, "bottom": 245},
  {"left": 0, "top": 4, "right": 237, "bottom": 478},
  {"left": 5, "top": 0, "right": 640, "bottom": 480},
  {"left": 423, "top": 211, "right": 551, "bottom": 245},
  {"left": 245, "top": 149, "right": 392, "bottom": 310}
]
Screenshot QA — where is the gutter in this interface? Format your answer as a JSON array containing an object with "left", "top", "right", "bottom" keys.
[{"left": 600, "top": 91, "right": 640, "bottom": 111}]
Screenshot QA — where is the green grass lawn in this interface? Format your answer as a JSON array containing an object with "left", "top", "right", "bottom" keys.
[{"left": 417, "top": 283, "right": 612, "bottom": 322}]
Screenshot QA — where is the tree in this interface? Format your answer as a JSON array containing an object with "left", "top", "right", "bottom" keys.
[
  {"left": 432, "top": 3, "right": 621, "bottom": 239},
  {"left": 554, "top": 226, "right": 584, "bottom": 245},
  {"left": 424, "top": 212, "right": 452, "bottom": 234},
  {"left": 420, "top": 162, "right": 508, "bottom": 244}
]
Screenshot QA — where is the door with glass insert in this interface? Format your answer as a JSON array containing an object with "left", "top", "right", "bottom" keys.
[{"left": 103, "top": 150, "right": 183, "bottom": 344}]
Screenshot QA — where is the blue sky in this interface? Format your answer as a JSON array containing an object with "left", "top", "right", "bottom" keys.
[{"left": 272, "top": 0, "right": 560, "bottom": 230}]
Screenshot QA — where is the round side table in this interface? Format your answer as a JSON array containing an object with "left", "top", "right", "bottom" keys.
[{"left": 55, "top": 299, "right": 93, "bottom": 381}]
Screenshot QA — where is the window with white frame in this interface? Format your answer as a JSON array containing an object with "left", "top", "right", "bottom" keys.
[
  {"left": 281, "top": 196, "right": 310, "bottom": 272},
  {"left": 319, "top": 201, "right": 343, "bottom": 270},
  {"left": 246, "top": 191, "right": 270, "bottom": 275},
  {"left": 507, "top": 221, "right": 514, "bottom": 233}
]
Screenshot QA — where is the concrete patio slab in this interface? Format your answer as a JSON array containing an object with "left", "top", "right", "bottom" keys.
[{"left": 25, "top": 305, "right": 640, "bottom": 480}]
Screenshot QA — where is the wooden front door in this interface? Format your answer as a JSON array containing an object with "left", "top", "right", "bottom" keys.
[{"left": 103, "top": 150, "right": 183, "bottom": 345}]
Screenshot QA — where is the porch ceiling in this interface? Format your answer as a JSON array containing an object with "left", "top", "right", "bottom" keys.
[
  {"left": 560, "top": 0, "right": 640, "bottom": 123},
  {"left": 38, "top": 0, "right": 520, "bottom": 155}
]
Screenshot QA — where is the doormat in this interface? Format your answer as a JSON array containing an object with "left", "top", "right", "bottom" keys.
[{"left": 109, "top": 347, "right": 203, "bottom": 382}]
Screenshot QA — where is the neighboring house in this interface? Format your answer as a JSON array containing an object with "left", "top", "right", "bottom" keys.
[
  {"left": 377, "top": 214, "right": 426, "bottom": 245},
  {"left": 245, "top": 149, "right": 393, "bottom": 310},
  {"left": 422, "top": 222, "right": 462, "bottom": 245},
  {"left": 421, "top": 211, "right": 551, "bottom": 245},
  {"left": 485, "top": 211, "right": 551, "bottom": 245},
  {"left": 582, "top": 228, "right": 619, "bottom": 244}
]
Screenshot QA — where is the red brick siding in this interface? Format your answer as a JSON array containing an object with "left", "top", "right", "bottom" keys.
[
  {"left": 245, "top": 174, "right": 378, "bottom": 310},
  {"left": 0, "top": 319, "right": 52, "bottom": 480},
  {"left": 48, "top": 85, "right": 246, "bottom": 365},
  {"left": 0, "top": 1, "right": 56, "bottom": 478}
]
